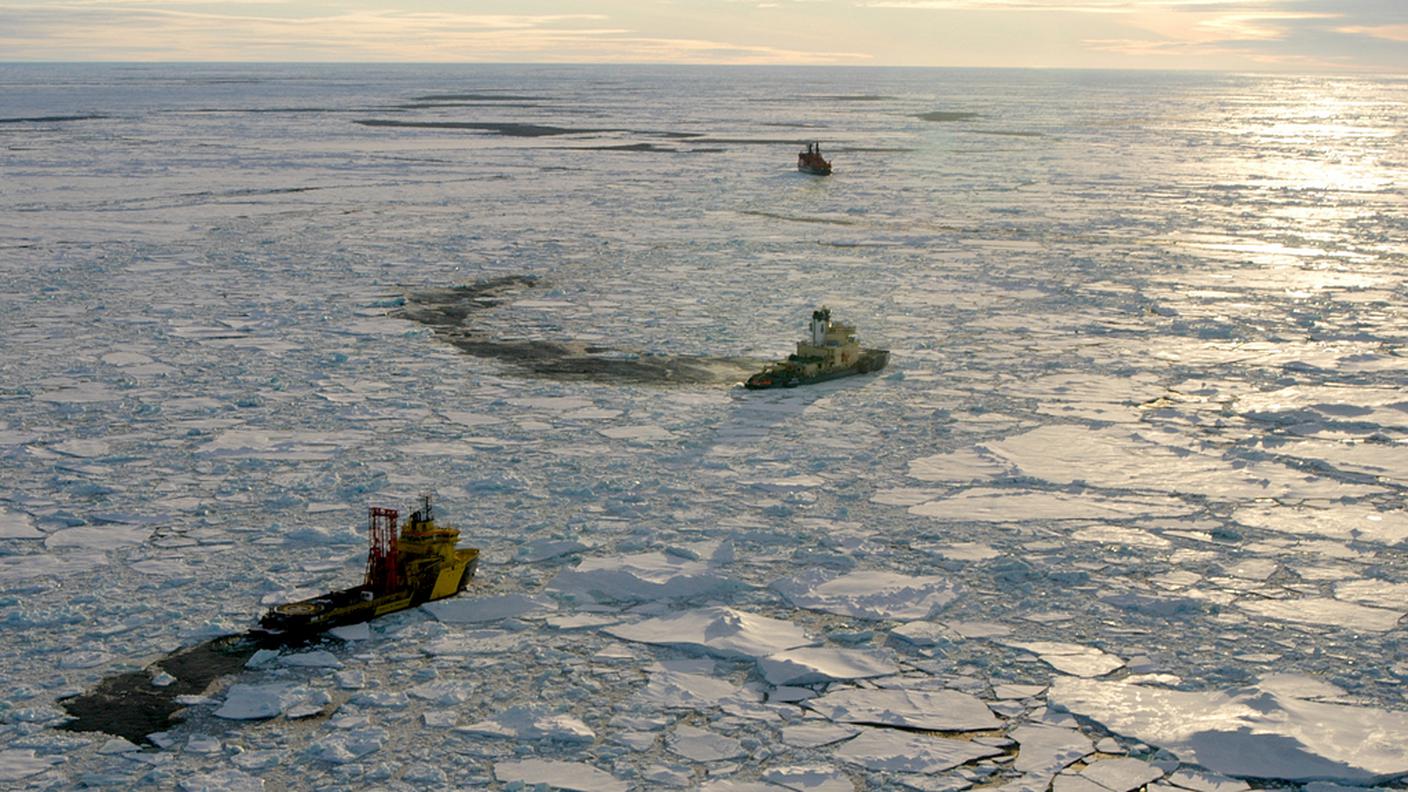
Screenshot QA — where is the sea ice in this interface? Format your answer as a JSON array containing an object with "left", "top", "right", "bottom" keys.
[
  {"left": 605, "top": 606, "right": 812, "bottom": 659},
  {"left": 835, "top": 727, "right": 1002, "bottom": 774},
  {"left": 910, "top": 489, "right": 1192, "bottom": 522},
  {"left": 1002, "top": 641, "right": 1125, "bottom": 678},
  {"left": 423, "top": 593, "right": 556, "bottom": 623},
  {"left": 757, "top": 646, "right": 899, "bottom": 686},
  {"left": 493, "top": 759, "right": 628, "bottom": 792},
  {"left": 1235, "top": 596, "right": 1403, "bottom": 633},
  {"left": 633, "top": 667, "right": 760, "bottom": 710},
  {"left": 780, "top": 722, "right": 861, "bottom": 748},
  {"left": 0, "top": 749, "right": 62, "bottom": 782},
  {"left": 806, "top": 687, "right": 1001, "bottom": 731},
  {"left": 1050, "top": 676, "right": 1408, "bottom": 782},
  {"left": 328, "top": 622, "right": 371, "bottom": 641},
  {"left": 668, "top": 723, "right": 745, "bottom": 761},
  {"left": 773, "top": 569, "right": 959, "bottom": 620},
  {"left": 280, "top": 649, "right": 342, "bottom": 668},
  {"left": 550, "top": 549, "right": 736, "bottom": 602},
  {"left": 1076, "top": 758, "right": 1164, "bottom": 792},
  {"left": 459, "top": 707, "right": 595, "bottom": 743},
  {"left": 177, "top": 769, "right": 264, "bottom": 792},
  {"left": 0, "top": 509, "right": 43, "bottom": 539},
  {"left": 213, "top": 683, "right": 309, "bottom": 720},
  {"left": 1233, "top": 504, "right": 1408, "bottom": 547},
  {"left": 43, "top": 524, "right": 152, "bottom": 550},
  {"left": 1010, "top": 723, "right": 1093, "bottom": 777},
  {"left": 762, "top": 765, "right": 856, "bottom": 792},
  {"left": 907, "top": 448, "right": 1015, "bottom": 482}
]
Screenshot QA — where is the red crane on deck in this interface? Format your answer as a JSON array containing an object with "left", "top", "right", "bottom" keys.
[{"left": 365, "top": 507, "right": 400, "bottom": 595}]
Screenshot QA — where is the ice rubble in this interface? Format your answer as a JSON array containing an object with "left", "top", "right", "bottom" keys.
[
  {"left": 773, "top": 569, "right": 959, "bottom": 620},
  {"left": 1050, "top": 675, "right": 1408, "bottom": 782}
]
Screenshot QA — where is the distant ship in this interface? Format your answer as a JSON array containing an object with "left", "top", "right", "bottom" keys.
[
  {"left": 745, "top": 307, "right": 888, "bottom": 389},
  {"left": 259, "top": 496, "right": 478, "bottom": 636},
  {"left": 797, "top": 141, "right": 831, "bottom": 175}
]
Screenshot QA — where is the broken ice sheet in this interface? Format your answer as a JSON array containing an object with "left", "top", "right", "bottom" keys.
[
  {"left": 983, "top": 424, "right": 1382, "bottom": 501},
  {"left": 1011, "top": 723, "right": 1094, "bottom": 777},
  {"left": 422, "top": 593, "right": 556, "bottom": 623},
  {"left": 632, "top": 667, "right": 760, "bottom": 710},
  {"left": 667, "top": 723, "right": 745, "bottom": 761},
  {"left": 910, "top": 488, "right": 1193, "bottom": 521},
  {"left": 1050, "top": 675, "right": 1408, "bottom": 783},
  {"left": 1235, "top": 595, "right": 1403, "bottom": 633},
  {"left": 908, "top": 448, "right": 1014, "bottom": 482},
  {"left": 0, "top": 509, "right": 43, "bottom": 539},
  {"left": 835, "top": 727, "right": 1002, "bottom": 774},
  {"left": 213, "top": 683, "right": 317, "bottom": 720},
  {"left": 757, "top": 646, "right": 900, "bottom": 686},
  {"left": 44, "top": 524, "right": 152, "bottom": 550},
  {"left": 459, "top": 707, "right": 595, "bottom": 743},
  {"left": 549, "top": 549, "right": 737, "bottom": 601},
  {"left": 1233, "top": 503, "right": 1408, "bottom": 547},
  {"left": 1001, "top": 640, "right": 1125, "bottom": 678},
  {"left": 493, "top": 759, "right": 628, "bottom": 792},
  {"left": 605, "top": 606, "right": 811, "bottom": 659},
  {"left": 773, "top": 568, "right": 959, "bottom": 620},
  {"left": 805, "top": 686, "right": 1001, "bottom": 731}
]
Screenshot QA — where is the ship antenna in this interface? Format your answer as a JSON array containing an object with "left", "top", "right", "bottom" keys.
[{"left": 420, "top": 491, "right": 433, "bottom": 522}]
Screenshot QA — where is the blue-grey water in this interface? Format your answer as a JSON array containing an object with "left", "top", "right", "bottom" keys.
[{"left": 1, "top": 64, "right": 1406, "bottom": 788}]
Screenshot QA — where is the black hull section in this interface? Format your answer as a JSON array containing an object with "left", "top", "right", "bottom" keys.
[{"left": 745, "top": 349, "right": 888, "bottom": 390}]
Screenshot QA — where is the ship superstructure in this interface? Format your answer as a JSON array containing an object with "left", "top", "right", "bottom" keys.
[
  {"left": 745, "top": 307, "right": 888, "bottom": 389},
  {"left": 259, "top": 496, "right": 478, "bottom": 636},
  {"left": 798, "top": 141, "right": 832, "bottom": 175}
]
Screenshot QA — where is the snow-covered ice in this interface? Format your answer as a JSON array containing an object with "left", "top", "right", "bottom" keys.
[
  {"left": 1050, "top": 676, "right": 1408, "bottom": 782},
  {"left": 773, "top": 569, "right": 960, "bottom": 620},
  {"left": 606, "top": 606, "right": 812, "bottom": 659},
  {"left": 805, "top": 687, "right": 1002, "bottom": 732}
]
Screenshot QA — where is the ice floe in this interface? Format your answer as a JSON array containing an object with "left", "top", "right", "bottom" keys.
[
  {"left": 550, "top": 548, "right": 737, "bottom": 602},
  {"left": 773, "top": 569, "right": 959, "bottom": 620},
  {"left": 757, "top": 646, "right": 899, "bottom": 686},
  {"left": 835, "top": 727, "right": 1003, "bottom": 773},
  {"left": 1050, "top": 675, "right": 1408, "bottom": 782},
  {"left": 1002, "top": 640, "right": 1125, "bottom": 678},
  {"left": 806, "top": 686, "right": 1001, "bottom": 731},
  {"left": 423, "top": 593, "right": 556, "bottom": 623},
  {"left": 606, "top": 606, "right": 812, "bottom": 659},
  {"left": 668, "top": 723, "right": 745, "bottom": 761},
  {"left": 910, "top": 488, "right": 1193, "bottom": 521},
  {"left": 493, "top": 759, "right": 628, "bottom": 792},
  {"left": 459, "top": 706, "right": 595, "bottom": 743},
  {"left": 1235, "top": 595, "right": 1403, "bottom": 632}
]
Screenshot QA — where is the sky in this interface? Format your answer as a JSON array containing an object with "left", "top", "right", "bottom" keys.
[{"left": 0, "top": 0, "right": 1404, "bottom": 71}]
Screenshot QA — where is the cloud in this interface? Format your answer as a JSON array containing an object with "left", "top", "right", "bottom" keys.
[
  {"left": 1336, "top": 24, "right": 1408, "bottom": 43},
  {"left": 0, "top": 3, "right": 871, "bottom": 63},
  {"left": 861, "top": 0, "right": 1281, "bottom": 11}
]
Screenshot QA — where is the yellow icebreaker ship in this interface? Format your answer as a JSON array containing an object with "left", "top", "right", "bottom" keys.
[{"left": 259, "top": 496, "right": 478, "bottom": 636}]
